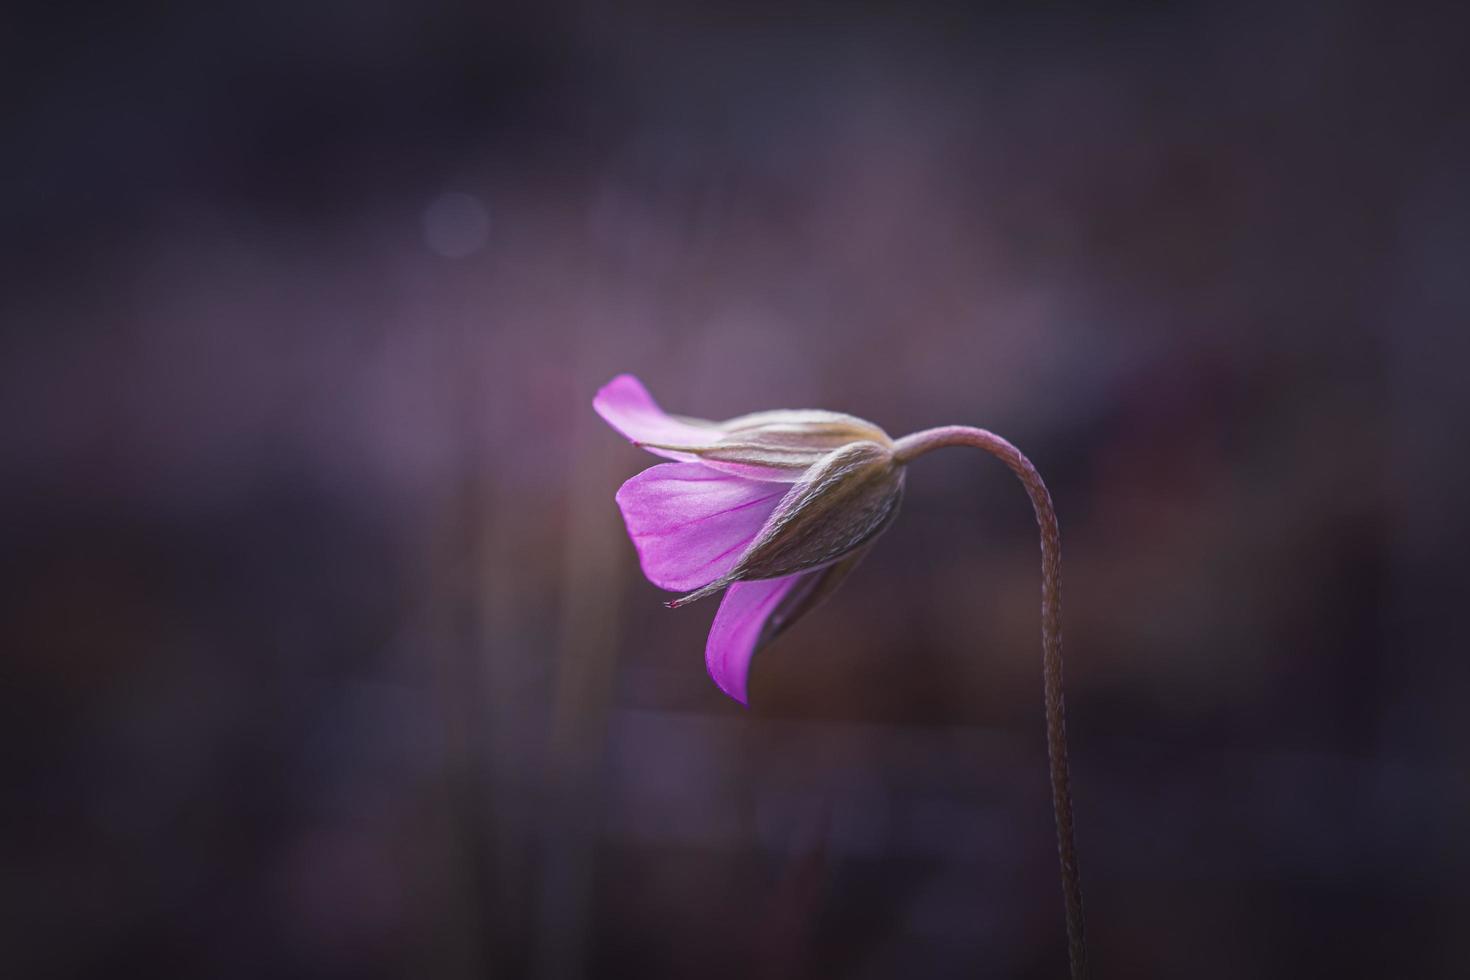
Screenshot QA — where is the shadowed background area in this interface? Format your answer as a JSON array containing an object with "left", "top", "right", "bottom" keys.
[{"left": 5, "top": 2, "right": 1469, "bottom": 978}]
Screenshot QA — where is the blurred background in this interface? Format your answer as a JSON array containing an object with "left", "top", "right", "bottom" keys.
[{"left": 6, "top": 2, "right": 1469, "bottom": 977}]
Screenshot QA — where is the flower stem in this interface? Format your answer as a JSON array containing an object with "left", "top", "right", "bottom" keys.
[{"left": 893, "top": 426, "right": 1087, "bottom": 980}]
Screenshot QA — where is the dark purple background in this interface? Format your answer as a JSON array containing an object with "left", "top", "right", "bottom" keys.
[{"left": 6, "top": 2, "right": 1469, "bottom": 977}]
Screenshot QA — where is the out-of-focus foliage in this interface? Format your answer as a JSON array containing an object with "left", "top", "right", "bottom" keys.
[{"left": 4, "top": 2, "right": 1468, "bottom": 977}]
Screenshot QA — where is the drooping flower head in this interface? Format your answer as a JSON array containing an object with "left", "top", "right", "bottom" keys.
[
  {"left": 594, "top": 374, "right": 904, "bottom": 703},
  {"left": 595, "top": 373, "right": 1090, "bottom": 978}
]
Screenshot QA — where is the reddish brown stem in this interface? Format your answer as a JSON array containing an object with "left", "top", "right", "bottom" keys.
[{"left": 893, "top": 426, "right": 1087, "bottom": 980}]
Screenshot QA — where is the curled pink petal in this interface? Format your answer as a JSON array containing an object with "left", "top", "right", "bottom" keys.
[
  {"left": 615, "top": 463, "right": 787, "bottom": 592},
  {"left": 594, "top": 375, "right": 801, "bottom": 481},
  {"left": 703, "top": 549, "right": 870, "bottom": 705},
  {"left": 593, "top": 375, "right": 718, "bottom": 462},
  {"left": 705, "top": 573, "right": 807, "bottom": 705}
]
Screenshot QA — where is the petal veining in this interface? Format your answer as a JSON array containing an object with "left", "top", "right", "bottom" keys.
[{"left": 614, "top": 463, "right": 787, "bottom": 592}]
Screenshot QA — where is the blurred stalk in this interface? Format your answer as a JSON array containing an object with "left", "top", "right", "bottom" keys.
[
  {"left": 421, "top": 312, "right": 496, "bottom": 980},
  {"left": 533, "top": 368, "right": 626, "bottom": 980}
]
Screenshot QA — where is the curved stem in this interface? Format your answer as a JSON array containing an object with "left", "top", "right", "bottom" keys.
[{"left": 893, "top": 426, "right": 1087, "bottom": 980}]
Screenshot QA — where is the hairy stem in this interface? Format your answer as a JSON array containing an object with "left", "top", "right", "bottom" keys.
[{"left": 892, "top": 426, "right": 1087, "bottom": 980}]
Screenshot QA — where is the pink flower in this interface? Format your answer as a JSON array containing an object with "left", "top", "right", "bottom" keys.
[
  {"left": 595, "top": 375, "right": 1090, "bottom": 978},
  {"left": 594, "top": 374, "right": 905, "bottom": 704}
]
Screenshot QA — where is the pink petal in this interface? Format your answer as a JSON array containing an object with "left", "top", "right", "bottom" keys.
[
  {"left": 593, "top": 374, "right": 718, "bottom": 462},
  {"left": 703, "top": 550, "right": 871, "bottom": 705},
  {"left": 614, "top": 463, "right": 787, "bottom": 592},
  {"left": 594, "top": 374, "right": 800, "bottom": 482},
  {"left": 705, "top": 572, "right": 808, "bottom": 705}
]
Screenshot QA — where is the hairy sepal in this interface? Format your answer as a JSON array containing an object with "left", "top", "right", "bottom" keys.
[
  {"left": 669, "top": 441, "right": 904, "bottom": 606},
  {"left": 641, "top": 411, "right": 894, "bottom": 481}
]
